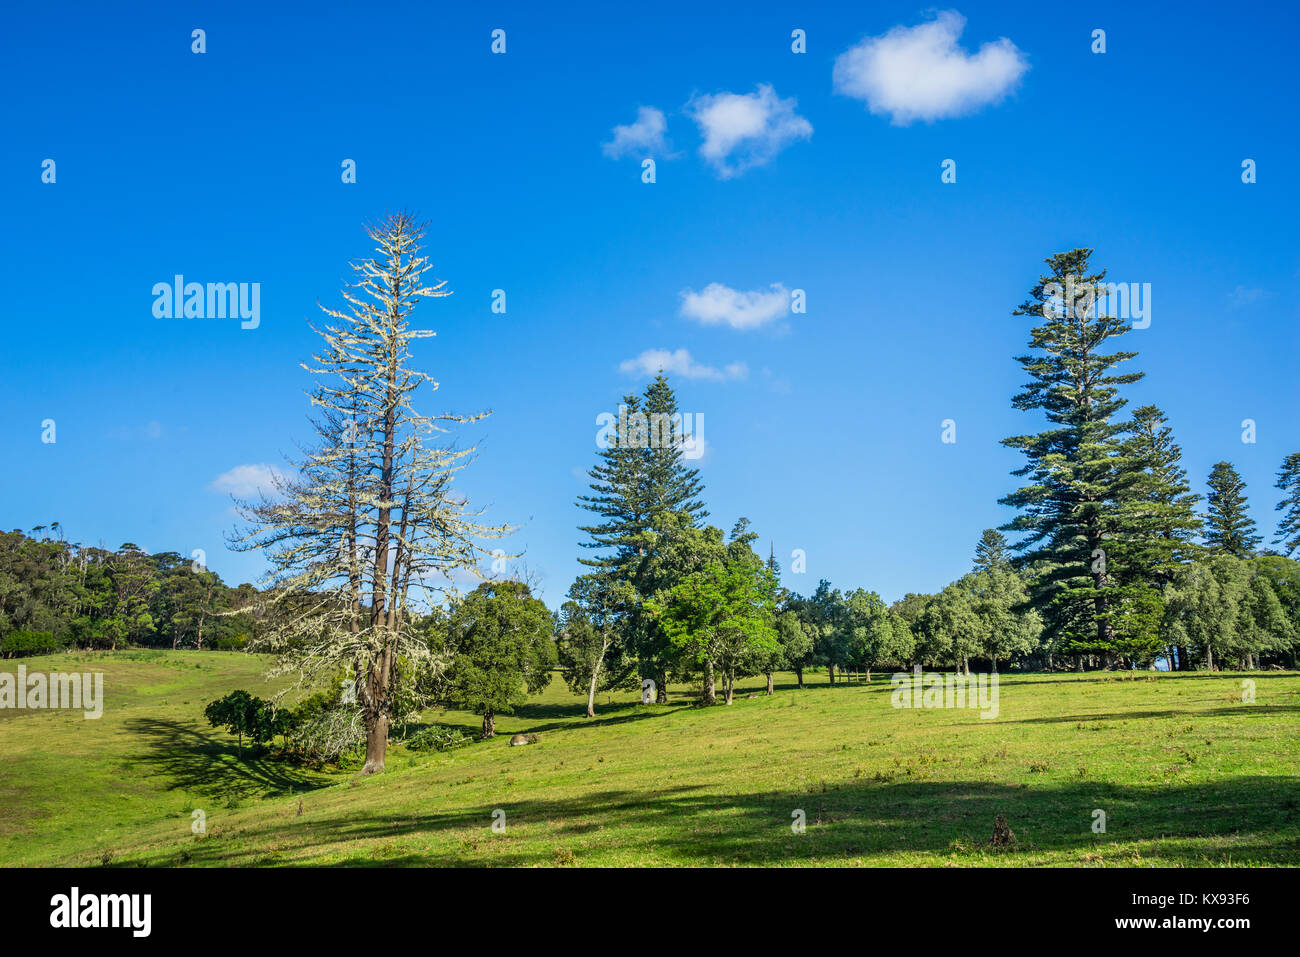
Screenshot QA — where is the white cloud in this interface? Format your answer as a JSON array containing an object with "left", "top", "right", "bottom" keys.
[
  {"left": 1227, "top": 285, "right": 1271, "bottom": 309},
  {"left": 602, "top": 106, "right": 669, "bottom": 158},
  {"left": 680, "top": 282, "right": 790, "bottom": 330},
  {"left": 619, "top": 348, "right": 748, "bottom": 382},
  {"left": 209, "top": 463, "right": 285, "bottom": 498},
  {"left": 833, "top": 11, "right": 1028, "bottom": 125},
  {"left": 686, "top": 84, "right": 812, "bottom": 179}
]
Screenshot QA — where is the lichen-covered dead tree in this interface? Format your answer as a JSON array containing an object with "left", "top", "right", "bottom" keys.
[{"left": 233, "top": 213, "right": 511, "bottom": 773}]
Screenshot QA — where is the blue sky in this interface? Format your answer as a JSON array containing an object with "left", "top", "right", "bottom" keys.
[{"left": 2, "top": 0, "right": 1297, "bottom": 605}]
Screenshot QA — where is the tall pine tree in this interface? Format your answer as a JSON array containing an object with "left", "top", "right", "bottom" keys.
[
  {"left": 1116, "top": 405, "right": 1203, "bottom": 583},
  {"left": 973, "top": 529, "right": 1007, "bottom": 572},
  {"left": 572, "top": 374, "right": 709, "bottom": 703},
  {"left": 1000, "top": 249, "right": 1146, "bottom": 662},
  {"left": 641, "top": 374, "right": 708, "bottom": 523},
  {"left": 1273, "top": 452, "right": 1300, "bottom": 558},
  {"left": 1204, "top": 461, "right": 1261, "bottom": 557}
]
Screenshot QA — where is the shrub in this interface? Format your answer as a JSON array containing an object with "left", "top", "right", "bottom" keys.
[
  {"left": 0, "top": 630, "right": 64, "bottom": 658},
  {"left": 405, "top": 725, "right": 471, "bottom": 753}
]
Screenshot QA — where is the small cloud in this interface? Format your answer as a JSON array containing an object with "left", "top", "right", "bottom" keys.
[
  {"left": 619, "top": 348, "right": 749, "bottom": 382},
  {"left": 686, "top": 84, "right": 812, "bottom": 179},
  {"left": 833, "top": 10, "right": 1028, "bottom": 125},
  {"left": 602, "top": 106, "right": 669, "bottom": 158},
  {"left": 1227, "top": 285, "right": 1271, "bottom": 309},
  {"left": 680, "top": 282, "right": 790, "bottom": 330},
  {"left": 210, "top": 463, "right": 285, "bottom": 498}
]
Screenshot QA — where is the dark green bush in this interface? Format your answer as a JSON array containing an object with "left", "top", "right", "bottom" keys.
[{"left": 0, "top": 630, "right": 64, "bottom": 658}]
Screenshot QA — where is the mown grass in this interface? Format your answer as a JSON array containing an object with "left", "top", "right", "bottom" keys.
[{"left": 2, "top": 651, "right": 1298, "bottom": 867}]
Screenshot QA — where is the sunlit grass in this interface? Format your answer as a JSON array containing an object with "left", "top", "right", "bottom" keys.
[{"left": 2, "top": 652, "right": 1297, "bottom": 866}]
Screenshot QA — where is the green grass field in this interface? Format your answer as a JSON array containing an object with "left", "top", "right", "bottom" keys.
[{"left": 2, "top": 651, "right": 1298, "bottom": 867}]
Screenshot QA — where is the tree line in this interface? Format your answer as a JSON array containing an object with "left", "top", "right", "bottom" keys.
[
  {"left": 8, "top": 223, "right": 1300, "bottom": 771},
  {"left": 552, "top": 249, "right": 1300, "bottom": 713},
  {"left": 0, "top": 529, "right": 262, "bottom": 657}
]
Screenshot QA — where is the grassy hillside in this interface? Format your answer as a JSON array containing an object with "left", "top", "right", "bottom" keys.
[{"left": 2, "top": 651, "right": 1298, "bottom": 867}]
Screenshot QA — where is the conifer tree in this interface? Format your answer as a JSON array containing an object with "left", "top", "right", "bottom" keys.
[
  {"left": 577, "top": 392, "right": 650, "bottom": 575},
  {"left": 234, "top": 214, "right": 509, "bottom": 773},
  {"left": 973, "top": 529, "right": 1007, "bottom": 572},
  {"left": 1000, "top": 249, "right": 1146, "bottom": 661},
  {"left": 1273, "top": 452, "right": 1300, "bottom": 558},
  {"left": 642, "top": 373, "right": 708, "bottom": 523},
  {"left": 1118, "top": 406, "right": 1203, "bottom": 580},
  {"left": 572, "top": 374, "right": 709, "bottom": 703},
  {"left": 1204, "top": 461, "right": 1261, "bottom": 557}
]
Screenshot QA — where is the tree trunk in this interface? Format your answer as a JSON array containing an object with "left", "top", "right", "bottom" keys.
[
  {"left": 586, "top": 653, "right": 603, "bottom": 718},
  {"left": 703, "top": 661, "right": 716, "bottom": 705},
  {"left": 725, "top": 670, "right": 734, "bottom": 705},
  {"left": 362, "top": 713, "right": 388, "bottom": 772},
  {"left": 828, "top": 664, "right": 835, "bottom": 686},
  {"left": 656, "top": 669, "right": 668, "bottom": 704},
  {"left": 765, "top": 671, "right": 774, "bottom": 695},
  {"left": 481, "top": 708, "right": 495, "bottom": 739},
  {"left": 795, "top": 666, "right": 804, "bottom": 688},
  {"left": 1075, "top": 655, "right": 1084, "bottom": 672},
  {"left": 1205, "top": 646, "right": 1213, "bottom": 671},
  {"left": 991, "top": 657, "right": 998, "bottom": 674}
]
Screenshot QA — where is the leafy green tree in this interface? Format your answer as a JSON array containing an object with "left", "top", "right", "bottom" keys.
[
  {"left": 628, "top": 511, "right": 726, "bottom": 700},
  {"left": 1000, "top": 248, "right": 1147, "bottom": 663},
  {"left": 1235, "top": 563, "right": 1294, "bottom": 669},
  {"left": 444, "top": 581, "right": 556, "bottom": 738},
  {"left": 1163, "top": 555, "right": 1256, "bottom": 670},
  {"left": 1204, "top": 461, "right": 1261, "bottom": 557},
  {"left": 1254, "top": 555, "right": 1300, "bottom": 667},
  {"left": 843, "top": 588, "right": 914, "bottom": 680},
  {"left": 969, "top": 566, "right": 1043, "bottom": 671},
  {"left": 800, "top": 579, "right": 847, "bottom": 684},
  {"left": 555, "top": 600, "right": 629, "bottom": 717},
  {"left": 647, "top": 541, "right": 777, "bottom": 705},
  {"left": 1273, "top": 452, "right": 1300, "bottom": 558},
  {"left": 165, "top": 566, "right": 224, "bottom": 650},
  {"left": 765, "top": 609, "right": 815, "bottom": 693},
  {"left": 204, "top": 690, "right": 264, "bottom": 757},
  {"left": 889, "top": 593, "right": 930, "bottom": 665},
  {"left": 106, "top": 543, "right": 159, "bottom": 649},
  {"left": 915, "top": 581, "right": 981, "bottom": 672}
]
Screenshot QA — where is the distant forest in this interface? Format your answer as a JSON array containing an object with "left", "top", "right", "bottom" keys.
[{"left": 0, "top": 530, "right": 262, "bottom": 657}]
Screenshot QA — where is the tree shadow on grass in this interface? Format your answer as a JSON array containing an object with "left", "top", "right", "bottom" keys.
[
  {"left": 127, "top": 772, "right": 1300, "bottom": 868},
  {"left": 125, "top": 718, "right": 333, "bottom": 801},
  {"left": 1000, "top": 704, "right": 1300, "bottom": 724},
  {"left": 503, "top": 698, "right": 689, "bottom": 735}
]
